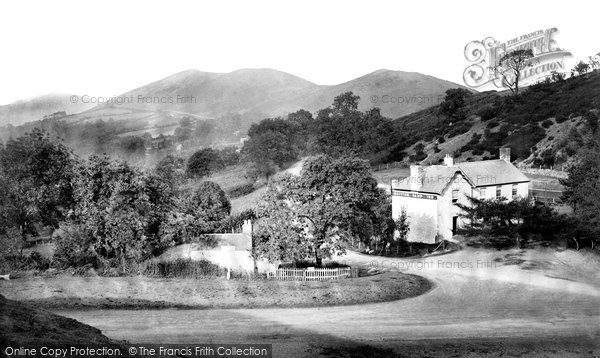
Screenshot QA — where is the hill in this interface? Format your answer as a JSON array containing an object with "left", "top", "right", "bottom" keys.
[
  {"left": 0, "top": 94, "right": 94, "bottom": 126},
  {"left": 391, "top": 70, "right": 600, "bottom": 168},
  {"left": 68, "top": 68, "right": 465, "bottom": 128}
]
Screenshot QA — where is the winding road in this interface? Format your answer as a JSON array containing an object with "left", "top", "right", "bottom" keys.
[{"left": 57, "top": 248, "right": 600, "bottom": 356}]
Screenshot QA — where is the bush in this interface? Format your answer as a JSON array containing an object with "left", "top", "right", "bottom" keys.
[
  {"left": 279, "top": 260, "right": 349, "bottom": 268},
  {"left": 541, "top": 119, "right": 554, "bottom": 128},
  {"left": 0, "top": 252, "right": 51, "bottom": 272},
  {"left": 145, "top": 259, "right": 226, "bottom": 278},
  {"left": 227, "top": 183, "right": 255, "bottom": 198},
  {"left": 53, "top": 224, "right": 100, "bottom": 269},
  {"left": 478, "top": 106, "right": 499, "bottom": 121},
  {"left": 555, "top": 114, "right": 569, "bottom": 123},
  {"left": 486, "top": 120, "right": 499, "bottom": 129}
]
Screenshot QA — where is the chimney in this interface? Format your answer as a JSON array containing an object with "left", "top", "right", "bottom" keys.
[
  {"left": 444, "top": 154, "right": 454, "bottom": 167},
  {"left": 409, "top": 164, "right": 423, "bottom": 191},
  {"left": 499, "top": 147, "right": 511, "bottom": 162},
  {"left": 242, "top": 220, "right": 253, "bottom": 235}
]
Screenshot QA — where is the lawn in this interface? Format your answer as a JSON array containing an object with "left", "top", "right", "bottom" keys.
[{"left": 0, "top": 271, "right": 431, "bottom": 310}]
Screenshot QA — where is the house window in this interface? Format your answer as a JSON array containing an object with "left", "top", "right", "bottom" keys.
[
  {"left": 496, "top": 186, "right": 502, "bottom": 199},
  {"left": 452, "top": 189, "right": 459, "bottom": 203},
  {"left": 512, "top": 184, "right": 518, "bottom": 198},
  {"left": 480, "top": 188, "right": 486, "bottom": 198}
]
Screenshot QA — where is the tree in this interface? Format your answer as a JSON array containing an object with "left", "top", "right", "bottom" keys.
[
  {"left": 438, "top": 88, "right": 471, "bottom": 120},
  {"left": 254, "top": 155, "right": 381, "bottom": 266},
  {"left": 118, "top": 136, "right": 145, "bottom": 155},
  {"left": 155, "top": 154, "right": 186, "bottom": 191},
  {"left": 493, "top": 49, "right": 535, "bottom": 95},
  {"left": 560, "top": 151, "right": 600, "bottom": 248},
  {"left": 253, "top": 178, "right": 309, "bottom": 264},
  {"left": 572, "top": 61, "right": 590, "bottom": 77},
  {"left": 174, "top": 117, "right": 193, "bottom": 142},
  {"left": 243, "top": 124, "right": 298, "bottom": 180},
  {"left": 191, "top": 181, "right": 231, "bottom": 222},
  {"left": 457, "top": 196, "right": 576, "bottom": 248},
  {"left": 394, "top": 208, "right": 410, "bottom": 254},
  {"left": 0, "top": 129, "right": 75, "bottom": 253},
  {"left": 588, "top": 56, "right": 600, "bottom": 71},
  {"left": 332, "top": 91, "right": 360, "bottom": 116},
  {"left": 186, "top": 148, "right": 224, "bottom": 178},
  {"left": 362, "top": 191, "right": 396, "bottom": 253}
]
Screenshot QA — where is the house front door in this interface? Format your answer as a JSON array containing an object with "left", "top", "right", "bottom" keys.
[{"left": 452, "top": 216, "right": 458, "bottom": 236}]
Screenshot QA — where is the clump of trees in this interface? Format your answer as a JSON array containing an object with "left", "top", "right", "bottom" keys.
[
  {"left": 0, "top": 129, "right": 75, "bottom": 254},
  {"left": 241, "top": 92, "right": 400, "bottom": 180},
  {"left": 458, "top": 191, "right": 598, "bottom": 250},
  {"left": 0, "top": 128, "right": 237, "bottom": 274}
]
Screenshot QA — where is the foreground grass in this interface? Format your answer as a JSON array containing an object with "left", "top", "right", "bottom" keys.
[
  {"left": 0, "top": 295, "right": 126, "bottom": 350},
  {"left": 0, "top": 272, "right": 431, "bottom": 310}
]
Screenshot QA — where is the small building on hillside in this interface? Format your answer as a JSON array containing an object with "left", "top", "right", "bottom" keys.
[{"left": 391, "top": 148, "right": 529, "bottom": 244}]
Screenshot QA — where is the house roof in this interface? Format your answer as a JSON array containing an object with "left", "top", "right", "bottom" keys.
[
  {"left": 392, "top": 159, "right": 529, "bottom": 195},
  {"left": 458, "top": 160, "right": 530, "bottom": 187}
]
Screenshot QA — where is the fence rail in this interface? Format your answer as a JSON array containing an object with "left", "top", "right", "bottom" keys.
[{"left": 268, "top": 267, "right": 358, "bottom": 281}]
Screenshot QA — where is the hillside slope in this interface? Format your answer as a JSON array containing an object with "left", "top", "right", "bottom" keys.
[
  {"left": 392, "top": 70, "right": 600, "bottom": 167},
  {"left": 73, "top": 68, "right": 466, "bottom": 124},
  {"left": 0, "top": 94, "right": 94, "bottom": 126}
]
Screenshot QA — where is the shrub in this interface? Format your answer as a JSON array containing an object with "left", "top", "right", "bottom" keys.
[
  {"left": 541, "top": 119, "right": 554, "bottom": 128},
  {"left": 555, "top": 114, "right": 569, "bottom": 123},
  {"left": 478, "top": 106, "right": 499, "bottom": 121},
  {"left": 145, "top": 259, "right": 226, "bottom": 278},
  {"left": 486, "top": 121, "right": 499, "bottom": 129},
  {"left": 227, "top": 183, "right": 255, "bottom": 198},
  {"left": 279, "top": 260, "right": 349, "bottom": 268}
]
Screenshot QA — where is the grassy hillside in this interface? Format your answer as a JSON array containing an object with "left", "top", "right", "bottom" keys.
[
  {"left": 0, "top": 94, "right": 95, "bottom": 126},
  {"left": 392, "top": 70, "right": 600, "bottom": 167}
]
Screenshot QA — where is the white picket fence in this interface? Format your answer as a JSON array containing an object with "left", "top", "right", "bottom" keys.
[{"left": 268, "top": 267, "right": 357, "bottom": 281}]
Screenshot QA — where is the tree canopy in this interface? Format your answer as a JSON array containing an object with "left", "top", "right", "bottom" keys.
[{"left": 253, "top": 155, "right": 383, "bottom": 266}]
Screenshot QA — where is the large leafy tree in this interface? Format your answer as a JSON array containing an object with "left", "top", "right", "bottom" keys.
[
  {"left": 0, "top": 128, "right": 75, "bottom": 251},
  {"left": 243, "top": 118, "right": 300, "bottom": 180},
  {"left": 186, "top": 148, "right": 224, "bottom": 178},
  {"left": 438, "top": 88, "right": 471, "bottom": 120},
  {"left": 155, "top": 154, "right": 186, "bottom": 192},
  {"left": 254, "top": 155, "right": 382, "bottom": 266},
  {"left": 561, "top": 151, "right": 600, "bottom": 247}
]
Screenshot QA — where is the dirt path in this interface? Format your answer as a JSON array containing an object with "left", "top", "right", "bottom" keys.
[{"left": 53, "top": 248, "right": 600, "bottom": 357}]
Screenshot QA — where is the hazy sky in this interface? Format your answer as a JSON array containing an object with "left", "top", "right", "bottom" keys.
[{"left": 0, "top": 0, "right": 597, "bottom": 104}]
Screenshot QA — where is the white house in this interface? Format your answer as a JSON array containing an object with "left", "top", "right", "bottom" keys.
[{"left": 391, "top": 148, "right": 530, "bottom": 244}]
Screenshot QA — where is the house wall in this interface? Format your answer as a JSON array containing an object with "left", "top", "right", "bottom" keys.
[
  {"left": 392, "top": 191, "right": 439, "bottom": 244},
  {"left": 474, "top": 182, "right": 529, "bottom": 201},
  {"left": 156, "top": 220, "right": 275, "bottom": 274},
  {"left": 392, "top": 176, "right": 529, "bottom": 243},
  {"left": 437, "top": 173, "right": 473, "bottom": 241},
  {"left": 158, "top": 243, "right": 275, "bottom": 274}
]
